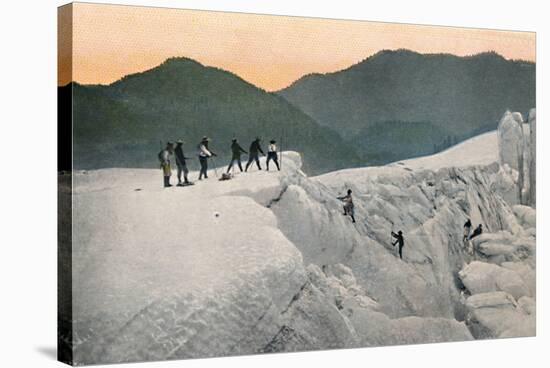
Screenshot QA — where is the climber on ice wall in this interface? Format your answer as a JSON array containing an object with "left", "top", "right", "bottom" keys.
[
  {"left": 391, "top": 230, "right": 405, "bottom": 259},
  {"left": 337, "top": 189, "right": 356, "bottom": 223}
]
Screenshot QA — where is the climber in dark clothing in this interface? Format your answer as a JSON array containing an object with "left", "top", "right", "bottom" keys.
[
  {"left": 337, "top": 189, "right": 356, "bottom": 223},
  {"left": 174, "top": 140, "right": 191, "bottom": 186},
  {"left": 391, "top": 230, "right": 405, "bottom": 259},
  {"left": 227, "top": 138, "right": 248, "bottom": 173},
  {"left": 245, "top": 137, "right": 265, "bottom": 172},
  {"left": 463, "top": 219, "right": 472, "bottom": 242},
  {"left": 469, "top": 224, "right": 483, "bottom": 240}
]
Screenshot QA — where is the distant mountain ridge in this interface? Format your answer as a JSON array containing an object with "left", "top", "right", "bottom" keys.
[
  {"left": 63, "top": 50, "right": 535, "bottom": 173},
  {"left": 65, "top": 57, "right": 362, "bottom": 175},
  {"left": 278, "top": 49, "right": 535, "bottom": 141}
]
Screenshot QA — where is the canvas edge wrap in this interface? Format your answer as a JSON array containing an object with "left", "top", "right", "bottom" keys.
[{"left": 58, "top": 3, "right": 74, "bottom": 366}]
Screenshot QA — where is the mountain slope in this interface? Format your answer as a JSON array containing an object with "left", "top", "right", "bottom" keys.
[
  {"left": 67, "top": 58, "right": 362, "bottom": 175},
  {"left": 349, "top": 120, "right": 451, "bottom": 165},
  {"left": 278, "top": 50, "right": 535, "bottom": 141}
]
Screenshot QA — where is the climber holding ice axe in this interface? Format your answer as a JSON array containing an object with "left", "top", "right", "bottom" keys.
[{"left": 197, "top": 136, "right": 217, "bottom": 180}]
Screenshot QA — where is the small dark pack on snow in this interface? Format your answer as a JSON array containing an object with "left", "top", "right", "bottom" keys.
[
  {"left": 219, "top": 173, "right": 232, "bottom": 181},
  {"left": 177, "top": 181, "right": 195, "bottom": 187}
]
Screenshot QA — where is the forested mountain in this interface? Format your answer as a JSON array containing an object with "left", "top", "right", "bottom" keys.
[
  {"left": 62, "top": 50, "right": 535, "bottom": 173},
  {"left": 64, "top": 57, "right": 362, "bottom": 175},
  {"left": 278, "top": 50, "right": 535, "bottom": 148},
  {"left": 349, "top": 121, "right": 451, "bottom": 165}
]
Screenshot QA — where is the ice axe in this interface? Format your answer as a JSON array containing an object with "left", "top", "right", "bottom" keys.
[
  {"left": 279, "top": 132, "right": 283, "bottom": 170},
  {"left": 211, "top": 155, "right": 219, "bottom": 178}
]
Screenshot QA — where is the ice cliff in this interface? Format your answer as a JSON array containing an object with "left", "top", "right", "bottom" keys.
[
  {"left": 67, "top": 110, "right": 535, "bottom": 365},
  {"left": 497, "top": 109, "right": 537, "bottom": 207}
]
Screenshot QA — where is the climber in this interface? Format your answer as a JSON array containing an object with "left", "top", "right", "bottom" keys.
[
  {"left": 266, "top": 139, "right": 281, "bottom": 171},
  {"left": 227, "top": 138, "right": 247, "bottom": 173},
  {"left": 197, "top": 136, "right": 217, "bottom": 180},
  {"left": 174, "top": 139, "right": 192, "bottom": 186},
  {"left": 245, "top": 137, "right": 265, "bottom": 172},
  {"left": 337, "top": 189, "right": 356, "bottom": 223},
  {"left": 158, "top": 141, "right": 174, "bottom": 188},
  {"left": 391, "top": 230, "right": 405, "bottom": 259},
  {"left": 469, "top": 224, "right": 483, "bottom": 240},
  {"left": 463, "top": 218, "right": 472, "bottom": 242}
]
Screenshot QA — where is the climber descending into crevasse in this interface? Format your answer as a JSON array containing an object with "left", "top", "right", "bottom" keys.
[
  {"left": 391, "top": 230, "right": 405, "bottom": 259},
  {"left": 463, "top": 219, "right": 472, "bottom": 242},
  {"left": 469, "top": 224, "right": 483, "bottom": 240}
]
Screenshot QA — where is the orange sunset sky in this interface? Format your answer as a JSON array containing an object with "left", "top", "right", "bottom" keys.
[{"left": 58, "top": 3, "right": 536, "bottom": 91}]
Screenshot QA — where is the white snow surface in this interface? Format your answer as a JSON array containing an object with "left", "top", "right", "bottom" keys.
[
  {"left": 69, "top": 114, "right": 535, "bottom": 364},
  {"left": 389, "top": 131, "right": 498, "bottom": 171}
]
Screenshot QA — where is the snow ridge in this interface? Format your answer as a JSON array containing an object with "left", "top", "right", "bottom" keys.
[{"left": 69, "top": 111, "right": 535, "bottom": 364}]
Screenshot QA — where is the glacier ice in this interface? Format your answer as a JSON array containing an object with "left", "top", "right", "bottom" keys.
[
  {"left": 512, "top": 205, "right": 536, "bottom": 229},
  {"left": 464, "top": 291, "right": 535, "bottom": 339},
  {"left": 459, "top": 261, "right": 531, "bottom": 300},
  {"left": 496, "top": 109, "right": 537, "bottom": 206},
  {"left": 527, "top": 108, "right": 536, "bottom": 207},
  {"left": 498, "top": 111, "right": 524, "bottom": 171},
  {"left": 67, "top": 117, "right": 536, "bottom": 364}
]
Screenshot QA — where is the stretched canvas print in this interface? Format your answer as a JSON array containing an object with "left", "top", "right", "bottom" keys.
[{"left": 58, "top": 2, "right": 536, "bottom": 366}]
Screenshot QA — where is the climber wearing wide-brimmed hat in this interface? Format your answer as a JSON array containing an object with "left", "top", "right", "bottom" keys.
[
  {"left": 197, "top": 136, "right": 216, "bottom": 180},
  {"left": 266, "top": 139, "right": 280, "bottom": 171},
  {"left": 158, "top": 141, "right": 174, "bottom": 188}
]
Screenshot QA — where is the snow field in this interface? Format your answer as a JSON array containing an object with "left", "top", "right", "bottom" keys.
[{"left": 68, "top": 110, "right": 536, "bottom": 364}]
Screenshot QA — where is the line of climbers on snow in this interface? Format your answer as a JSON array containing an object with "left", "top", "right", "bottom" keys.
[
  {"left": 336, "top": 190, "right": 485, "bottom": 261},
  {"left": 158, "top": 136, "right": 281, "bottom": 188}
]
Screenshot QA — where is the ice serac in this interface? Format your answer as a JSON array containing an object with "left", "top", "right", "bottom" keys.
[
  {"left": 464, "top": 292, "right": 535, "bottom": 339},
  {"left": 498, "top": 110, "right": 524, "bottom": 171},
  {"left": 496, "top": 109, "right": 537, "bottom": 206},
  {"left": 512, "top": 204, "right": 536, "bottom": 230},
  {"left": 307, "top": 264, "right": 472, "bottom": 346},
  {"left": 459, "top": 261, "right": 531, "bottom": 300},
  {"left": 69, "top": 120, "right": 535, "bottom": 364},
  {"left": 267, "top": 125, "right": 535, "bottom": 342},
  {"left": 497, "top": 111, "right": 526, "bottom": 206},
  {"left": 457, "top": 201, "right": 536, "bottom": 339},
  {"left": 305, "top": 164, "right": 522, "bottom": 318},
  {"left": 527, "top": 108, "right": 536, "bottom": 207}
]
